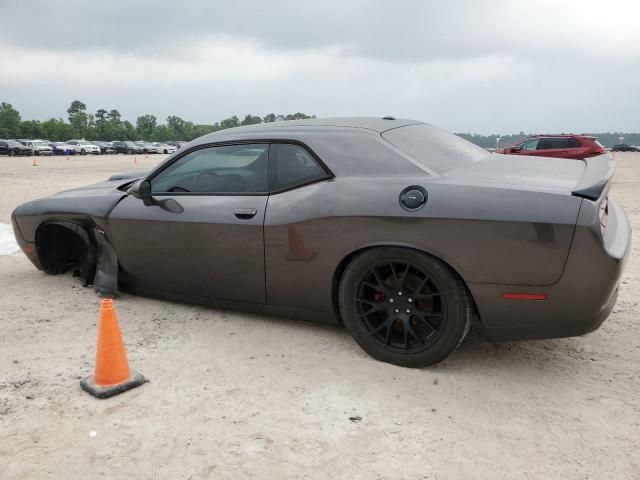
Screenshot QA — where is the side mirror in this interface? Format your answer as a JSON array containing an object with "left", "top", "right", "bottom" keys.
[
  {"left": 129, "top": 179, "right": 152, "bottom": 200},
  {"left": 509, "top": 147, "right": 522, "bottom": 153}
]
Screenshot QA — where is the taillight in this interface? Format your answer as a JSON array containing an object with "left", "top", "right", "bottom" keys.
[
  {"left": 501, "top": 293, "right": 547, "bottom": 300},
  {"left": 599, "top": 197, "right": 609, "bottom": 235}
]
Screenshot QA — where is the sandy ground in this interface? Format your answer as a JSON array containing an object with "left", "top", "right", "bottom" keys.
[{"left": 0, "top": 152, "right": 638, "bottom": 479}]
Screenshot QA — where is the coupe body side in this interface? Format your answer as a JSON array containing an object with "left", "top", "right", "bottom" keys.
[{"left": 12, "top": 117, "right": 631, "bottom": 366}]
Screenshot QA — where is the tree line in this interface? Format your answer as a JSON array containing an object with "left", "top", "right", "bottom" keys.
[
  {"left": 0, "top": 100, "right": 314, "bottom": 142},
  {"left": 1, "top": 100, "right": 637, "bottom": 147}
]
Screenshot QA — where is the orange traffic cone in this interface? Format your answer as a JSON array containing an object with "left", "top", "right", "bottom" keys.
[
  {"left": 80, "top": 298, "right": 146, "bottom": 398},
  {"left": 32, "top": 157, "right": 38, "bottom": 167}
]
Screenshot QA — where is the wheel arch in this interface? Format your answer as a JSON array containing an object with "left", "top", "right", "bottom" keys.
[
  {"left": 331, "top": 242, "right": 480, "bottom": 325},
  {"left": 35, "top": 219, "right": 96, "bottom": 276}
]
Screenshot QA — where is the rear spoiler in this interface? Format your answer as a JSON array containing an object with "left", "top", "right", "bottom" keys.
[{"left": 571, "top": 155, "right": 614, "bottom": 201}]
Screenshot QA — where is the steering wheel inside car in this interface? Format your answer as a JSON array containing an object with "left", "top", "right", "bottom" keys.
[{"left": 193, "top": 171, "right": 221, "bottom": 192}]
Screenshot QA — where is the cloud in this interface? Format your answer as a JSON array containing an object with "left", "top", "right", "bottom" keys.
[{"left": 1, "top": 0, "right": 639, "bottom": 133}]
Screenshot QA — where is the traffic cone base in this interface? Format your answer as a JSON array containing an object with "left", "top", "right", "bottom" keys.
[
  {"left": 81, "top": 371, "right": 147, "bottom": 399},
  {"left": 81, "top": 298, "right": 146, "bottom": 399}
]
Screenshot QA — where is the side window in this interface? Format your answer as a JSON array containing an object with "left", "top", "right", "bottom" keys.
[
  {"left": 519, "top": 138, "right": 539, "bottom": 151},
  {"left": 538, "top": 138, "right": 570, "bottom": 150},
  {"left": 151, "top": 143, "right": 268, "bottom": 194},
  {"left": 567, "top": 138, "right": 581, "bottom": 148},
  {"left": 270, "top": 144, "right": 329, "bottom": 191}
]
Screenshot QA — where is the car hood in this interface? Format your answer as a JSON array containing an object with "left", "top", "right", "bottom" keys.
[
  {"left": 440, "top": 153, "right": 586, "bottom": 195},
  {"left": 52, "top": 178, "right": 133, "bottom": 198}
]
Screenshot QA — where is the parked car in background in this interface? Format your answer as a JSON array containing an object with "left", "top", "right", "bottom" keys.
[
  {"left": 611, "top": 144, "right": 639, "bottom": 152},
  {"left": 92, "top": 141, "right": 115, "bottom": 154},
  {"left": 66, "top": 140, "right": 100, "bottom": 155},
  {"left": 167, "top": 141, "right": 186, "bottom": 149},
  {"left": 50, "top": 142, "right": 77, "bottom": 156},
  {"left": 136, "top": 141, "right": 154, "bottom": 153},
  {"left": 0, "top": 140, "right": 33, "bottom": 156},
  {"left": 19, "top": 140, "right": 53, "bottom": 156},
  {"left": 113, "top": 141, "right": 144, "bottom": 154},
  {"left": 147, "top": 142, "right": 177, "bottom": 155},
  {"left": 495, "top": 135, "right": 605, "bottom": 160}
]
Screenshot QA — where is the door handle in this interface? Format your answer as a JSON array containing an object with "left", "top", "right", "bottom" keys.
[{"left": 234, "top": 208, "right": 258, "bottom": 220}]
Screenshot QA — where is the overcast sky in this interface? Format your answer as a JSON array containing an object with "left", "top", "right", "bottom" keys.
[{"left": 1, "top": 0, "right": 639, "bottom": 134}]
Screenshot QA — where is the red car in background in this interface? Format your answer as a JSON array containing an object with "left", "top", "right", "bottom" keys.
[{"left": 495, "top": 135, "right": 605, "bottom": 159}]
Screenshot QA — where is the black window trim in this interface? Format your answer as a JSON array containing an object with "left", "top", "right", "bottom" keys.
[{"left": 144, "top": 139, "right": 334, "bottom": 197}]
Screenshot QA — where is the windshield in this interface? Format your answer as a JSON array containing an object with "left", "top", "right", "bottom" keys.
[{"left": 382, "top": 123, "right": 488, "bottom": 173}]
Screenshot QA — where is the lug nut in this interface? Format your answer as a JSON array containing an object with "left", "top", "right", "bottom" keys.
[
  {"left": 408, "top": 298, "right": 413, "bottom": 303},
  {"left": 397, "top": 291, "right": 403, "bottom": 296},
  {"left": 389, "top": 298, "right": 395, "bottom": 303},
  {"left": 394, "top": 308, "right": 400, "bottom": 313},
  {"left": 405, "top": 309, "right": 411, "bottom": 314}
]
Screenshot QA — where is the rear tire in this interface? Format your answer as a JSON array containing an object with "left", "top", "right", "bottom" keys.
[{"left": 339, "top": 247, "right": 471, "bottom": 367}]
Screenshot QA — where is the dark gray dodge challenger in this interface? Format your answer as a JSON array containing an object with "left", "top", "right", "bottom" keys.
[{"left": 12, "top": 117, "right": 631, "bottom": 367}]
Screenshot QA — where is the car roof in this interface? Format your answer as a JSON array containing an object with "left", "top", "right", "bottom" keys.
[
  {"left": 200, "top": 116, "right": 421, "bottom": 139},
  {"left": 525, "top": 134, "right": 591, "bottom": 138}
]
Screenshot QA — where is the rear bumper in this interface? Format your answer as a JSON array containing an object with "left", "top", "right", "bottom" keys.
[{"left": 471, "top": 197, "right": 631, "bottom": 340}]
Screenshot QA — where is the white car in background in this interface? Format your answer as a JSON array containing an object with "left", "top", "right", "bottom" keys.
[
  {"left": 66, "top": 139, "right": 100, "bottom": 155},
  {"left": 152, "top": 142, "right": 177, "bottom": 154}
]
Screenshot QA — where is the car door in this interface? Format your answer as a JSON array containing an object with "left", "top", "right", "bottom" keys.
[
  {"left": 0, "top": 141, "right": 8, "bottom": 155},
  {"left": 108, "top": 143, "right": 270, "bottom": 303}
]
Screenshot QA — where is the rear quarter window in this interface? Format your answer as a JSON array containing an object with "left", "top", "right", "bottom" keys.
[
  {"left": 381, "top": 124, "right": 488, "bottom": 173},
  {"left": 538, "top": 138, "right": 571, "bottom": 149}
]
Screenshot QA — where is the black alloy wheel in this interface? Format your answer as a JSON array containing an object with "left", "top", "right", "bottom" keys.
[{"left": 339, "top": 247, "right": 471, "bottom": 367}]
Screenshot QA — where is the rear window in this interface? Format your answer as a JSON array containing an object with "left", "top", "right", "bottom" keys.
[{"left": 381, "top": 124, "right": 488, "bottom": 173}]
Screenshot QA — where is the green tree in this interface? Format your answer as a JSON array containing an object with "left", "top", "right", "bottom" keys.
[
  {"left": 285, "top": 112, "right": 312, "bottom": 120},
  {"left": 241, "top": 114, "right": 262, "bottom": 126},
  {"left": 219, "top": 115, "right": 240, "bottom": 130},
  {"left": 136, "top": 114, "right": 157, "bottom": 140},
  {"left": 67, "top": 100, "right": 90, "bottom": 136},
  {"left": 0, "top": 102, "right": 21, "bottom": 138},
  {"left": 263, "top": 113, "right": 277, "bottom": 123}
]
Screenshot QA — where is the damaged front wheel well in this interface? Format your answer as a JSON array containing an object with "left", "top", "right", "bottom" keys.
[{"left": 35, "top": 221, "right": 96, "bottom": 280}]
